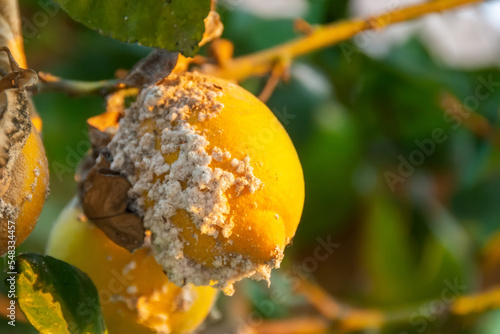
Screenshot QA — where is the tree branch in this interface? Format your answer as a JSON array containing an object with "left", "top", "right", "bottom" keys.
[
  {"left": 202, "top": 0, "right": 485, "bottom": 81},
  {"left": 35, "top": 0, "right": 485, "bottom": 96},
  {"left": 289, "top": 277, "right": 500, "bottom": 332},
  {"left": 36, "top": 72, "right": 121, "bottom": 96}
]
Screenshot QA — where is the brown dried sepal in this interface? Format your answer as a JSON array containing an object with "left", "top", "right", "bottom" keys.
[{"left": 79, "top": 152, "right": 144, "bottom": 252}]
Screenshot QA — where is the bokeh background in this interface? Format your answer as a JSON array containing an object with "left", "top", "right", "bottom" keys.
[{"left": 2, "top": 0, "right": 500, "bottom": 333}]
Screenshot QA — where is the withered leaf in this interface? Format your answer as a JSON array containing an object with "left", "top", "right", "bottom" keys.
[
  {"left": 123, "top": 48, "right": 179, "bottom": 87},
  {"left": 199, "top": 11, "right": 224, "bottom": 47},
  {"left": 80, "top": 153, "right": 144, "bottom": 252},
  {"left": 91, "top": 214, "right": 144, "bottom": 253},
  {"left": 82, "top": 170, "right": 130, "bottom": 218},
  {"left": 0, "top": 46, "right": 37, "bottom": 89}
]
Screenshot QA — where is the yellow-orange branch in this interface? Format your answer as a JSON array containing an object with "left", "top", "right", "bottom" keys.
[
  {"left": 203, "top": 0, "right": 485, "bottom": 81},
  {"left": 36, "top": 0, "right": 485, "bottom": 96},
  {"left": 290, "top": 278, "right": 500, "bottom": 332}
]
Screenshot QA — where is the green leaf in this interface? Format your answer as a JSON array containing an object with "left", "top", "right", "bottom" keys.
[
  {"left": 53, "top": 0, "right": 211, "bottom": 57},
  {"left": 362, "top": 191, "right": 417, "bottom": 304},
  {"left": 14, "top": 253, "right": 107, "bottom": 334},
  {"left": 295, "top": 101, "right": 362, "bottom": 245},
  {"left": 476, "top": 310, "right": 500, "bottom": 334}
]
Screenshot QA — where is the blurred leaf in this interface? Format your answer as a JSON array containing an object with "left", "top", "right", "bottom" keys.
[
  {"left": 388, "top": 40, "right": 500, "bottom": 122},
  {"left": 417, "top": 234, "right": 468, "bottom": 293},
  {"left": 295, "top": 101, "right": 361, "bottom": 245},
  {"left": 320, "top": 0, "right": 350, "bottom": 22},
  {"left": 363, "top": 191, "right": 416, "bottom": 304},
  {"left": 476, "top": 310, "right": 500, "bottom": 334},
  {"left": 53, "top": 0, "right": 210, "bottom": 56},
  {"left": 362, "top": 188, "right": 469, "bottom": 305},
  {"left": 244, "top": 280, "right": 290, "bottom": 319},
  {"left": 452, "top": 173, "right": 500, "bottom": 244},
  {"left": 15, "top": 253, "right": 106, "bottom": 334},
  {"left": 355, "top": 60, "right": 448, "bottom": 147},
  {"left": 222, "top": 11, "right": 296, "bottom": 55}
]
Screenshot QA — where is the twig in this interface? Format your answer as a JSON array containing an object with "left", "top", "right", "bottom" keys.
[
  {"left": 440, "top": 92, "right": 496, "bottom": 139},
  {"left": 294, "top": 19, "right": 315, "bottom": 36},
  {"left": 36, "top": 72, "right": 122, "bottom": 96},
  {"left": 250, "top": 317, "right": 329, "bottom": 334},
  {"left": 452, "top": 287, "right": 500, "bottom": 315},
  {"left": 33, "top": 0, "right": 484, "bottom": 96},
  {"left": 258, "top": 57, "right": 290, "bottom": 102},
  {"left": 295, "top": 277, "right": 500, "bottom": 332},
  {"left": 296, "top": 277, "right": 402, "bottom": 331},
  {"left": 202, "top": 0, "right": 485, "bottom": 81}
]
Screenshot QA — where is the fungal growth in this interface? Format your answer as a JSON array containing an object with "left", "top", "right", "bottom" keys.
[{"left": 108, "top": 72, "right": 305, "bottom": 294}]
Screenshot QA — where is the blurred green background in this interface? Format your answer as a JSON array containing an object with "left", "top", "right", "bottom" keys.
[{"left": 2, "top": 0, "right": 500, "bottom": 333}]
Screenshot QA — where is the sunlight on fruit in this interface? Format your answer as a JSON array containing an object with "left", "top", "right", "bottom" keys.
[
  {"left": 0, "top": 122, "right": 49, "bottom": 254},
  {"left": 108, "top": 72, "right": 305, "bottom": 294},
  {"left": 46, "top": 198, "right": 218, "bottom": 334}
]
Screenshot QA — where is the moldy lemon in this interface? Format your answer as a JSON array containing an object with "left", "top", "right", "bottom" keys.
[
  {"left": 0, "top": 94, "right": 49, "bottom": 254},
  {"left": 47, "top": 198, "right": 218, "bottom": 334},
  {"left": 108, "top": 72, "right": 305, "bottom": 294}
]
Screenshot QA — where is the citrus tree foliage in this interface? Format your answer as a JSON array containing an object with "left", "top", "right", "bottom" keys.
[
  {"left": 15, "top": 254, "right": 106, "bottom": 334},
  {"left": 54, "top": 0, "right": 211, "bottom": 56}
]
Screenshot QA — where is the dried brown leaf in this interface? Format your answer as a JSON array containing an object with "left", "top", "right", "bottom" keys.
[
  {"left": 77, "top": 90, "right": 145, "bottom": 252},
  {"left": 82, "top": 170, "right": 130, "bottom": 218},
  {"left": 79, "top": 153, "right": 144, "bottom": 252},
  {"left": 91, "top": 214, "right": 144, "bottom": 253},
  {"left": 199, "top": 11, "right": 224, "bottom": 47}
]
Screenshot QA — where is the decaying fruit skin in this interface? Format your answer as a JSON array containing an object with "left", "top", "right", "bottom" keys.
[
  {"left": 46, "top": 198, "right": 218, "bottom": 334},
  {"left": 108, "top": 72, "right": 305, "bottom": 294},
  {"left": 0, "top": 42, "right": 49, "bottom": 255},
  {"left": 0, "top": 104, "right": 49, "bottom": 255}
]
